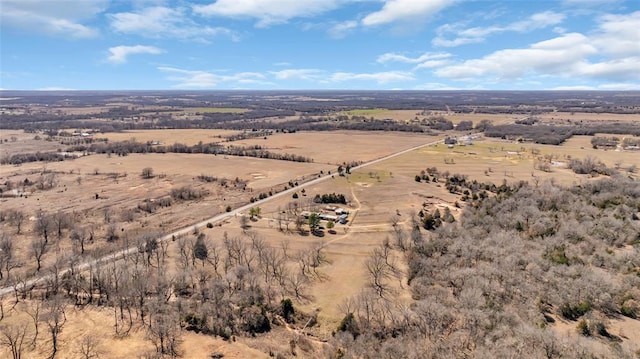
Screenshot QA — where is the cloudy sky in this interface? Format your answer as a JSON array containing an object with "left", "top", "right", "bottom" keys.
[{"left": 1, "top": 0, "right": 639, "bottom": 90}]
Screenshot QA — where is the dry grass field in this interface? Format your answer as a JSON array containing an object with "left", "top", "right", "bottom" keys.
[
  {"left": 338, "top": 108, "right": 521, "bottom": 125},
  {"left": 0, "top": 299, "right": 270, "bottom": 359},
  {"left": 1, "top": 111, "right": 639, "bottom": 358},
  {"left": 230, "top": 130, "right": 437, "bottom": 165},
  {"left": 0, "top": 131, "right": 64, "bottom": 157},
  {"left": 538, "top": 111, "right": 640, "bottom": 122},
  {"left": 98, "top": 129, "right": 241, "bottom": 145}
]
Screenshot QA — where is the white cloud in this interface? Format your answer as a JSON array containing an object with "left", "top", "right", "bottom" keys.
[
  {"left": 549, "top": 85, "right": 596, "bottom": 90},
  {"left": 414, "top": 59, "right": 451, "bottom": 69},
  {"left": 107, "top": 45, "right": 164, "bottom": 64},
  {"left": 330, "top": 71, "right": 414, "bottom": 84},
  {"left": 573, "top": 57, "right": 640, "bottom": 81},
  {"left": 562, "top": 0, "right": 618, "bottom": 6},
  {"left": 328, "top": 20, "right": 358, "bottom": 38},
  {"left": 0, "top": 0, "right": 106, "bottom": 38},
  {"left": 109, "top": 6, "right": 238, "bottom": 41},
  {"left": 193, "top": 0, "right": 341, "bottom": 27},
  {"left": 377, "top": 52, "right": 451, "bottom": 70},
  {"left": 434, "top": 11, "right": 566, "bottom": 47},
  {"left": 435, "top": 33, "right": 598, "bottom": 80},
  {"left": 597, "top": 83, "right": 640, "bottom": 90},
  {"left": 362, "top": 0, "right": 451, "bottom": 27},
  {"left": 413, "top": 82, "right": 478, "bottom": 90},
  {"left": 377, "top": 52, "right": 451, "bottom": 64},
  {"left": 591, "top": 11, "right": 640, "bottom": 56},
  {"left": 270, "top": 69, "right": 324, "bottom": 81},
  {"left": 158, "top": 67, "right": 271, "bottom": 88},
  {"left": 435, "top": 14, "right": 640, "bottom": 86},
  {"left": 37, "top": 87, "right": 77, "bottom": 91}
]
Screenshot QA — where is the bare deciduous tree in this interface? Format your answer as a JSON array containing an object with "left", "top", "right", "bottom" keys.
[
  {"left": 34, "top": 211, "right": 53, "bottom": 245},
  {"left": 0, "top": 233, "right": 18, "bottom": 280},
  {"left": 7, "top": 210, "right": 25, "bottom": 235},
  {"left": 77, "top": 334, "right": 101, "bottom": 359},
  {"left": 70, "top": 226, "right": 88, "bottom": 254},
  {"left": 30, "top": 236, "right": 47, "bottom": 272},
  {"left": 0, "top": 323, "right": 28, "bottom": 359},
  {"left": 43, "top": 295, "right": 67, "bottom": 359}
]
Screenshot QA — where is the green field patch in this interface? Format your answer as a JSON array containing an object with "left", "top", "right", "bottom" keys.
[
  {"left": 187, "top": 107, "right": 248, "bottom": 114},
  {"left": 341, "top": 108, "right": 389, "bottom": 116}
]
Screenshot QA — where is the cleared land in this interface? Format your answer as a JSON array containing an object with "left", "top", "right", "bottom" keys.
[
  {"left": 231, "top": 130, "right": 437, "bottom": 164},
  {"left": 97, "top": 129, "right": 241, "bottom": 145},
  {"left": 1, "top": 91, "right": 639, "bottom": 358}
]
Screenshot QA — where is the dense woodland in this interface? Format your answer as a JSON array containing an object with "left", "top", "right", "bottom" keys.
[{"left": 331, "top": 176, "right": 640, "bottom": 358}]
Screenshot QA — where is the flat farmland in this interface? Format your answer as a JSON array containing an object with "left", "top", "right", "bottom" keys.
[
  {"left": 99, "top": 129, "right": 242, "bottom": 145},
  {"left": 230, "top": 130, "right": 437, "bottom": 164},
  {"left": 337, "top": 108, "right": 520, "bottom": 125},
  {"left": 184, "top": 107, "right": 247, "bottom": 113},
  {"left": 538, "top": 111, "right": 640, "bottom": 122},
  {"left": 364, "top": 135, "right": 639, "bottom": 187},
  {"left": 7, "top": 152, "right": 331, "bottom": 192},
  {"left": 0, "top": 130, "right": 64, "bottom": 156}
]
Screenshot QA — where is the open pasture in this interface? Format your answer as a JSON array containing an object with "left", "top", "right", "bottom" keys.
[
  {"left": 538, "top": 111, "right": 640, "bottom": 122},
  {"left": 184, "top": 107, "right": 248, "bottom": 113},
  {"left": 229, "top": 130, "right": 437, "bottom": 165},
  {"left": 369, "top": 135, "right": 639, "bottom": 187},
  {"left": 98, "top": 129, "right": 242, "bottom": 145}
]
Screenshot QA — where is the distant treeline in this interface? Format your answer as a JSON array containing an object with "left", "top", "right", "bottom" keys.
[
  {"left": 2, "top": 141, "right": 313, "bottom": 165},
  {"left": 79, "top": 141, "right": 313, "bottom": 162},
  {"left": 0, "top": 151, "right": 77, "bottom": 165},
  {"left": 211, "top": 115, "right": 426, "bottom": 132},
  {"left": 485, "top": 123, "right": 640, "bottom": 145},
  {"left": 5, "top": 90, "right": 640, "bottom": 112}
]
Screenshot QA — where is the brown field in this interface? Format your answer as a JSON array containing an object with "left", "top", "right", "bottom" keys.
[
  {"left": 336, "top": 108, "right": 520, "bottom": 125},
  {"left": 1, "top": 125, "right": 639, "bottom": 358},
  {"left": 0, "top": 130, "right": 64, "bottom": 157},
  {"left": 366, "top": 134, "right": 639, "bottom": 187},
  {"left": 98, "top": 129, "right": 242, "bottom": 145},
  {"left": 230, "top": 130, "right": 438, "bottom": 165},
  {"left": 0, "top": 299, "right": 270, "bottom": 359},
  {"left": 538, "top": 111, "right": 640, "bottom": 122}
]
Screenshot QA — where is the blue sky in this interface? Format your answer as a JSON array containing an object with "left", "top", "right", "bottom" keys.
[{"left": 1, "top": 0, "right": 639, "bottom": 90}]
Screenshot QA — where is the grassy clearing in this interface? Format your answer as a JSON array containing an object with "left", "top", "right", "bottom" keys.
[
  {"left": 186, "top": 107, "right": 248, "bottom": 113},
  {"left": 341, "top": 108, "right": 389, "bottom": 116}
]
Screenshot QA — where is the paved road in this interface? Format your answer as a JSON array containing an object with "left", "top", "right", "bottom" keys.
[{"left": 0, "top": 136, "right": 443, "bottom": 297}]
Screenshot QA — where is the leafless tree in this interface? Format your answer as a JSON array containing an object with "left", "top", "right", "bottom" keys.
[
  {"left": 177, "top": 235, "right": 194, "bottom": 269},
  {"left": 26, "top": 301, "right": 42, "bottom": 349},
  {"left": 34, "top": 211, "right": 53, "bottom": 245},
  {"left": 30, "top": 236, "right": 47, "bottom": 272},
  {"left": 0, "top": 233, "right": 18, "bottom": 280},
  {"left": 365, "top": 251, "right": 392, "bottom": 298},
  {"left": 70, "top": 226, "right": 88, "bottom": 254},
  {"left": 77, "top": 334, "right": 101, "bottom": 359},
  {"left": 43, "top": 295, "right": 67, "bottom": 359},
  {"left": 0, "top": 323, "right": 28, "bottom": 359},
  {"left": 105, "top": 223, "right": 119, "bottom": 242},
  {"left": 146, "top": 300, "right": 181, "bottom": 358},
  {"left": 51, "top": 211, "right": 69, "bottom": 241},
  {"left": 287, "top": 271, "right": 311, "bottom": 301},
  {"left": 7, "top": 210, "right": 25, "bottom": 235}
]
